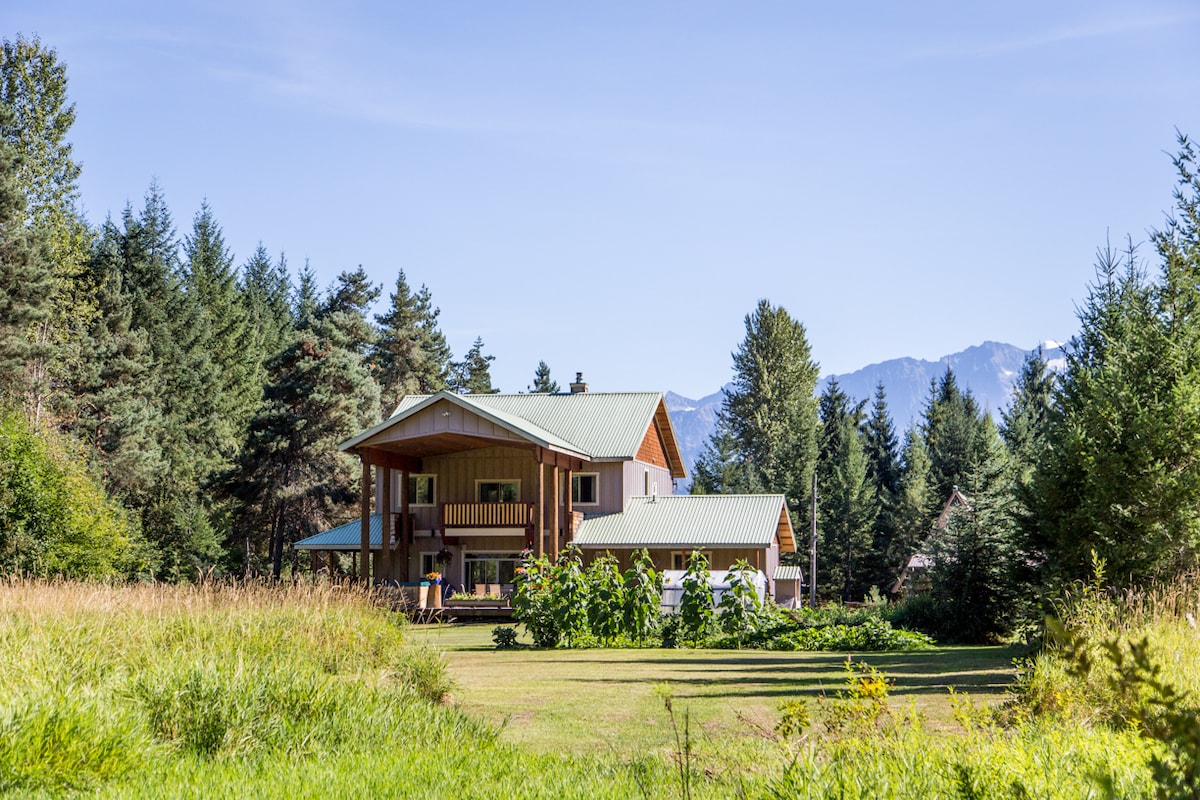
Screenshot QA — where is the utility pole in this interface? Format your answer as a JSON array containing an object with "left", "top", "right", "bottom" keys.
[{"left": 809, "top": 470, "right": 818, "bottom": 607}]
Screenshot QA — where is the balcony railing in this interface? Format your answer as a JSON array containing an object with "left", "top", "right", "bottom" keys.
[{"left": 441, "top": 502, "right": 535, "bottom": 529}]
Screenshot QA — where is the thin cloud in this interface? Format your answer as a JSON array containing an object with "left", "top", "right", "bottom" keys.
[{"left": 908, "top": 10, "right": 1197, "bottom": 60}]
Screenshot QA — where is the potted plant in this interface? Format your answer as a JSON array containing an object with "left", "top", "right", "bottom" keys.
[{"left": 425, "top": 571, "right": 443, "bottom": 608}]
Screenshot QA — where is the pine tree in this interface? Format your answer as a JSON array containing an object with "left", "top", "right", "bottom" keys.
[
  {"left": 232, "top": 318, "right": 380, "bottom": 577},
  {"left": 293, "top": 260, "right": 319, "bottom": 328},
  {"left": 699, "top": 300, "right": 820, "bottom": 518},
  {"left": 0, "top": 102, "right": 51, "bottom": 402},
  {"left": 450, "top": 336, "right": 498, "bottom": 394},
  {"left": 372, "top": 270, "right": 451, "bottom": 415},
  {"left": 816, "top": 378, "right": 876, "bottom": 601},
  {"left": 318, "top": 266, "right": 379, "bottom": 356},
  {"left": 528, "top": 361, "right": 559, "bottom": 393}
]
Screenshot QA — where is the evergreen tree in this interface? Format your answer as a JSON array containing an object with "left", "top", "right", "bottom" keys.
[
  {"left": 699, "top": 300, "right": 820, "bottom": 520},
  {"left": 293, "top": 260, "right": 319, "bottom": 328},
  {"left": 60, "top": 257, "right": 163, "bottom": 504},
  {"left": 926, "top": 424, "right": 1017, "bottom": 642},
  {"left": 239, "top": 245, "right": 293, "bottom": 377},
  {"left": 450, "top": 336, "right": 498, "bottom": 394},
  {"left": 891, "top": 430, "right": 935, "bottom": 584},
  {"left": 1, "top": 35, "right": 91, "bottom": 422},
  {"left": 528, "top": 360, "right": 559, "bottom": 393},
  {"left": 1030, "top": 223, "right": 1200, "bottom": 584},
  {"left": 231, "top": 317, "right": 380, "bottom": 577},
  {"left": 920, "top": 368, "right": 991, "bottom": 515},
  {"left": 0, "top": 102, "right": 51, "bottom": 402},
  {"left": 318, "top": 266, "right": 379, "bottom": 356},
  {"left": 372, "top": 270, "right": 451, "bottom": 415},
  {"left": 689, "top": 424, "right": 754, "bottom": 495},
  {"left": 816, "top": 378, "right": 876, "bottom": 600},
  {"left": 861, "top": 382, "right": 902, "bottom": 592},
  {"left": 183, "top": 201, "right": 258, "bottom": 462}
]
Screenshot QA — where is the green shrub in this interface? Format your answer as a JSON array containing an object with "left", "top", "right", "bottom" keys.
[{"left": 492, "top": 626, "right": 519, "bottom": 649}]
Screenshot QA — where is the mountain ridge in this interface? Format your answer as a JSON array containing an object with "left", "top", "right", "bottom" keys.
[{"left": 665, "top": 340, "right": 1064, "bottom": 489}]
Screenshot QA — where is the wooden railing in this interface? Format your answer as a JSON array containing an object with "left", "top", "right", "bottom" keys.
[{"left": 441, "top": 502, "right": 534, "bottom": 529}]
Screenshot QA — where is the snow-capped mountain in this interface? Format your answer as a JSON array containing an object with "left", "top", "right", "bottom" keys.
[{"left": 666, "top": 340, "right": 1065, "bottom": 489}]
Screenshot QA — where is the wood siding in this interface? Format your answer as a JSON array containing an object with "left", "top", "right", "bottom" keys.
[
  {"left": 622, "top": 460, "right": 675, "bottom": 504},
  {"left": 374, "top": 399, "right": 527, "bottom": 447},
  {"left": 635, "top": 421, "right": 670, "bottom": 470}
]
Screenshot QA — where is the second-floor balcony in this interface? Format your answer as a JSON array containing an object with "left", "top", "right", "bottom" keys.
[{"left": 441, "top": 502, "right": 535, "bottom": 529}]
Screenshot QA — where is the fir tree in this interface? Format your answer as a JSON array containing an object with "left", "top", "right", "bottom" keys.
[
  {"left": 528, "top": 360, "right": 559, "bottom": 393},
  {"left": 239, "top": 245, "right": 294, "bottom": 376},
  {"left": 183, "top": 201, "right": 258, "bottom": 461},
  {"left": 450, "top": 337, "right": 498, "bottom": 394},
  {"left": 891, "top": 430, "right": 935, "bottom": 584},
  {"left": 861, "top": 381, "right": 902, "bottom": 593},
  {"left": 920, "top": 367, "right": 991, "bottom": 516},
  {"left": 816, "top": 378, "right": 876, "bottom": 601},
  {"left": 372, "top": 270, "right": 451, "bottom": 415},
  {"left": 318, "top": 266, "right": 379, "bottom": 356},
  {"left": 699, "top": 300, "right": 820, "bottom": 519}
]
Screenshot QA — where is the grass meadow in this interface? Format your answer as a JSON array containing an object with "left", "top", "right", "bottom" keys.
[{"left": 0, "top": 579, "right": 1177, "bottom": 798}]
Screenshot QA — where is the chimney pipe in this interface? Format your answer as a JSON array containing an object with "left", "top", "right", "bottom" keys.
[{"left": 570, "top": 372, "right": 588, "bottom": 393}]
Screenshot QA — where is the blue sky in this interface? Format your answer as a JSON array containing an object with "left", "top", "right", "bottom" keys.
[{"left": 9, "top": 1, "right": 1200, "bottom": 399}]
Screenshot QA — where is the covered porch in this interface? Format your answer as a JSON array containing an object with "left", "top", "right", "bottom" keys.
[{"left": 337, "top": 393, "right": 590, "bottom": 585}]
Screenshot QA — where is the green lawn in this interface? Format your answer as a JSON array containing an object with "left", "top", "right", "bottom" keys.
[{"left": 411, "top": 623, "right": 1020, "bottom": 761}]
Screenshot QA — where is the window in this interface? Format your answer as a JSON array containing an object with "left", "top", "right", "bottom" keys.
[
  {"left": 407, "top": 474, "right": 436, "bottom": 506},
  {"left": 464, "top": 552, "right": 522, "bottom": 589},
  {"left": 421, "top": 553, "right": 438, "bottom": 577},
  {"left": 571, "top": 473, "right": 599, "bottom": 505},
  {"left": 644, "top": 469, "right": 650, "bottom": 495},
  {"left": 671, "top": 551, "right": 687, "bottom": 570},
  {"left": 477, "top": 480, "right": 520, "bottom": 503}
]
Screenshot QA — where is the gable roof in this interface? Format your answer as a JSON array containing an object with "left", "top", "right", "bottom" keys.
[
  {"left": 341, "top": 390, "right": 686, "bottom": 477},
  {"left": 575, "top": 494, "right": 794, "bottom": 551}
]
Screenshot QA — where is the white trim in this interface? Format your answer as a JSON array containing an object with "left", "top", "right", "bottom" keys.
[
  {"left": 448, "top": 527, "right": 528, "bottom": 537},
  {"left": 571, "top": 472, "right": 600, "bottom": 506},
  {"left": 475, "top": 478, "right": 521, "bottom": 503},
  {"left": 408, "top": 474, "right": 438, "bottom": 507}
]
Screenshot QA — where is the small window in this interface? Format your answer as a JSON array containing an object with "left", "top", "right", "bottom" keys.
[
  {"left": 477, "top": 480, "right": 520, "bottom": 503},
  {"left": 643, "top": 469, "right": 650, "bottom": 495},
  {"left": 571, "top": 473, "right": 599, "bottom": 505},
  {"left": 671, "top": 551, "right": 687, "bottom": 570},
  {"left": 407, "top": 475, "right": 436, "bottom": 506}
]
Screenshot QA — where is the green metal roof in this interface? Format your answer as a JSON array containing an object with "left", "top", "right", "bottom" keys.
[
  {"left": 293, "top": 514, "right": 383, "bottom": 550},
  {"left": 774, "top": 565, "right": 804, "bottom": 581},
  {"left": 346, "top": 391, "right": 683, "bottom": 474},
  {"left": 575, "top": 494, "right": 793, "bottom": 550}
]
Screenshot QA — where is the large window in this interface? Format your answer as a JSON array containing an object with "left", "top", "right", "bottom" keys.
[
  {"left": 464, "top": 552, "right": 522, "bottom": 589},
  {"left": 477, "top": 480, "right": 520, "bottom": 503},
  {"left": 407, "top": 474, "right": 436, "bottom": 506},
  {"left": 572, "top": 473, "right": 599, "bottom": 506}
]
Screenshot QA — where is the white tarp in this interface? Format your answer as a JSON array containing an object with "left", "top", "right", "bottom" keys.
[{"left": 659, "top": 569, "right": 767, "bottom": 613}]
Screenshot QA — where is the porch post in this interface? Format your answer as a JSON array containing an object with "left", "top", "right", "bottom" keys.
[
  {"left": 564, "top": 467, "right": 574, "bottom": 544},
  {"left": 400, "top": 470, "right": 410, "bottom": 582},
  {"left": 536, "top": 461, "right": 545, "bottom": 558},
  {"left": 551, "top": 466, "right": 561, "bottom": 555},
  {"left": 380, "top": 466, "right": 392, "bottom": 580},
  {"left": 359, "top": 458, "right": 370, "bottom": 582}
]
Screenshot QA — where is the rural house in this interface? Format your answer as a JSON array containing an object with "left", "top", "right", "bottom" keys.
[{"left": 294, "top": 375, "right": 796, "bottom": 598}]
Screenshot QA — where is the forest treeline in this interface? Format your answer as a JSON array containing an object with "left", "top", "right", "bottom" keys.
[
  {"left": 0, "top": 36, "right": 518, "bottom": 580},
  {"left": 691, "top": 135, "right": 1200, "bottom": 640},
  {"left": 3, "top": 36, "right": 1200, "bottom": 642}
]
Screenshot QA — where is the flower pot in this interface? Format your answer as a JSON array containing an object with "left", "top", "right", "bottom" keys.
[{"left": 429, "top": 584, "right": 443, "bottom": 609}]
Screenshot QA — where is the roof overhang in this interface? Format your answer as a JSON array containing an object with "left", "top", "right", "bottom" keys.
[{"left": 339, "top": 391, "right": 590, "bottom": 463}]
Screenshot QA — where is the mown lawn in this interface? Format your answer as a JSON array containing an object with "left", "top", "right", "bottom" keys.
[{"left": 411, "top": 623, "right": 1020, "bottom": 758}]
